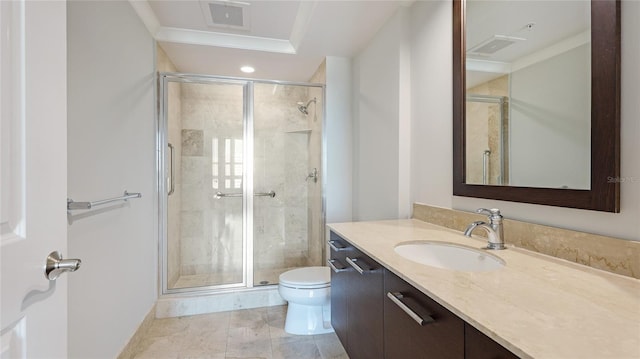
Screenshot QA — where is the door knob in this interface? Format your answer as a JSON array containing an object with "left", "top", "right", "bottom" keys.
[{"left": 45, "top": 251, "right": 81, "bottom": 280}]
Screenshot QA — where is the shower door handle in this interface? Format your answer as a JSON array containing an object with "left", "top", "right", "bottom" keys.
[
  {"left": 214, "top": 191, "right": 276, "bottom": 199},
  {"left": 168, "top": 143, "right": 175, "bottom": 195},
  {"left": 215, "top": 192, "right": 242, "bottom": 199}
]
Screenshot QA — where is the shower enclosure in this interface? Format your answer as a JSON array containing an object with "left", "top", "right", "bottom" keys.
[
  {"left": 158, "top": 73, "right": 324, "bottom": 294},
  {"left": 465, "top": 94, "right": 509, "bottom": 185}
]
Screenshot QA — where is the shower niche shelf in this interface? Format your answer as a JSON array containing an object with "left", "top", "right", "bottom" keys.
[{"left": 285, "top": 128, "right": 312, "bottom": 134}]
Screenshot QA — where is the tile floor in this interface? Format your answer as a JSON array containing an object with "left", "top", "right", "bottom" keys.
[{"left": 133, "top": 305, "right": 349, "bottom": 359}]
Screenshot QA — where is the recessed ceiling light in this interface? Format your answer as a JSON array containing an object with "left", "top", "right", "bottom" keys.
[{"left": 240, "top": 66, "right": 255, "bottom": 73}]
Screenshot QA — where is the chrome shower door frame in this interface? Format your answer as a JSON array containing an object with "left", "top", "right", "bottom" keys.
[
  {"left": 158, "top": 73, "right": 252, "bottom": 294},
  {"left": 158, "top": 72, "right": 326, "bottom": 296}
]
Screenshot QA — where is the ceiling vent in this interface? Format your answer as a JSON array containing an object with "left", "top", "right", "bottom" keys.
[
  {"left": 467, "top": 35, "right": 525, "bottom": 57},
  {"left": 200, "top": 1, "right": 251, "bottom": 31}
]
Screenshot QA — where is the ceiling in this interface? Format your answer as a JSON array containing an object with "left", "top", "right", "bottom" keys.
[
  {"left": 133, "top": 0, "right": 407, "bottom": 82},
  {"left": 465, "top": 0, "right": 590, "bottom": 88}
]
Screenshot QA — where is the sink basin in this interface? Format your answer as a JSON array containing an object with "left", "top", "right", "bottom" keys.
[{"left": 394, "top": 241, "right": 505, "bottom": 272}]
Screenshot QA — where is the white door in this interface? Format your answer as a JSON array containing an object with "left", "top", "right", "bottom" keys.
[{"left": 1, "top": 1, "right": 70, "bottom": 358}]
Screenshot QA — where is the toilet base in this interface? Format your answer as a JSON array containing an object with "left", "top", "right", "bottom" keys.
[{"left": 284, "top": 302, "right": 334, "bottom": 335}]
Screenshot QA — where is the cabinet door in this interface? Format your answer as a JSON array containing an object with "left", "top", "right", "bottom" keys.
[
  {"left": 345, "top": 246, "right": 384, "bottom": 359},
  {"left": 384, "top": 269, "right": 464, "bottom": 359},
  {"left": 328, "top": 232, "right": 350, "bottom": 349},
  {"left": 465, "top": 323, "right": 520, "bottom": 359}
]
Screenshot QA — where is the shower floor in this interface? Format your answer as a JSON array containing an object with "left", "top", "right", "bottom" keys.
[{"left": 172, "top": 266, "right": 303, "bottom": 289}]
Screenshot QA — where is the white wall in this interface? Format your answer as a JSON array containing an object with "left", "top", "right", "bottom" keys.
[
  {"left": 351, "top": 7, "right": 411, "bottom": 221},
  {"left": 325, "top": 56, "right": 354, "bottom": 223},
  {"left": 409, "top": 0, "right": 454, "bottom": 209},
  {"left": 352, "top": 0, "right": 639, "bottom": 241},
  {"left": 510, "top": 44, "right": 591, "bottom": 189},
  {"left": 67, "top": 2, "right": 157, "bottom": 358}
]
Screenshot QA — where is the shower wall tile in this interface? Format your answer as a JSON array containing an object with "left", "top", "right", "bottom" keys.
[
  {"left": 181, "top": 129, "right": 204, "bottom": 156},
  {"left": 180, "top": 235, "right": 209, "bottom": 265},
  {"left": 174, "top": 80, "right": 324, "bottom": 286},
  {"left": 180, "top": 184, "right": 208, "bottom": 211},
  {"left": 181, "top": 211, "right": 204, "bottom": 238},
  {"left": 180, "top": 99, "right": 205, "bottom": 130},
  {"left": 258, "top": 206, "right": 284, "bottom": 239},
  {"left": 284, "top": 251, "right": 309, "bottom": 267},
  {"left": 307, "top": 65, "right": 325, "bottom": 266},
  {"left": 254, "top": 238, "right": 285, "bottom": 270},
  {"left": 180, "top": 157, "right": 208, "bottom": 186},
  {"left": 309, "top": 63, "right": 325, "bottom": 84}
]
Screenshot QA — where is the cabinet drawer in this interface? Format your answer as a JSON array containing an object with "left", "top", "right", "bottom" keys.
[
  {"left": 346, "top": 245, "right": 384, "bottom": 359},
  {"left": 328, "top": 231, "right": 350, "bottom": 258},
  {"left": 384, "top": 269, "right": 464, "bottom": 359}
]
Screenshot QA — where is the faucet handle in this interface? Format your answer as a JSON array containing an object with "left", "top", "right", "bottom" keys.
[{"left": 476, "top": 208, "right": 502, "bottom": 219}]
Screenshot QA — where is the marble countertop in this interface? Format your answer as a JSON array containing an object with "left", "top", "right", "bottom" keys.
[{"left": 328, "top": 219, "right": 640, "bottom": 359}]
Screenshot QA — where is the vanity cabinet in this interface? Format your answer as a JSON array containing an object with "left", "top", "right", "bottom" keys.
[
  {"left": 384, "top": 269, "right": 464, "bottom": 359},
  {"left": 328, "top": 232, "right": 384, "bottom": 359},
  {"left": 465, "top": 323, "right": 519, "bottom": 359},
  {"left": 329, "top": 231, "right": 520, "bottom": 359}
]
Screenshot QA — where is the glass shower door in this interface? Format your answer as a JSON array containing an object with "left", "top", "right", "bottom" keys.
[
  {"left": 252, "top": 83, "right": 324, "bottom": 286},
  {"left": 160, "top": 74, "right": 325, "bottom": 294},
  {"left": 164, "top": 78, "right": 247, "bottom": 291}
]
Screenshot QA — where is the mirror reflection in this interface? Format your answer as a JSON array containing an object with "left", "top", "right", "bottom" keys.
[{"left": 465, "top": 0, "right": 591, "bottom": 189}]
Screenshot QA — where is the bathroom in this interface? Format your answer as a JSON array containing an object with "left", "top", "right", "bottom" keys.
[{"left": 1, "top": 0, "right": 638, "bottom": 358}]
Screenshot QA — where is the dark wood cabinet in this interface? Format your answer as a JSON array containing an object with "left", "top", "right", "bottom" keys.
[
  {"left": 384, "top": 269, "right": 464, "bottom": 359},
  {"left": 328, "top": 231, "right": 519, "bottom": 359},
  {"left": 328, "top": 231, "right": 384, "bottom": 359},
  {"left": 328, "top": 232, "right": 350, "bottom": 350},
  {"left": 465, "top": 323, "right": 520, "bottom": 359}
]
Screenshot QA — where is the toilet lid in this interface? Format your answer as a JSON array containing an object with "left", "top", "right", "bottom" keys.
[{"left": 279, "top": 266, "right": 330, "bottom": 288}]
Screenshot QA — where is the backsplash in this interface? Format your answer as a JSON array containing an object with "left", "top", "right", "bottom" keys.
[{"left": 412, "top": 203, "right": 640, "bottom": 279}]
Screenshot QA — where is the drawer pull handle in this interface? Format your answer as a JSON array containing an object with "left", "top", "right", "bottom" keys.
[
  {"left": 327, "top": 259, "right": 348, "bottom": 273},
  {"left": 345, "top": 256, "right": 367, "bottom": 275},
  {"left": 328, "top": 240, "right": 347, "bottom": 251},
  {"left": 387, "top": 292, "right": 435, "bottom": 326}
]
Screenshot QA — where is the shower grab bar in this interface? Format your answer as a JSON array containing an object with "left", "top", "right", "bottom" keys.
[
  {"left": 167, "top": 143, "right": 175, "bottom": 196},
  {"left": 214, "top": 191, "right": 276, "bottom": 199},
  {"left": 67, "top": 191, "right": 142, "bottom": 210}
]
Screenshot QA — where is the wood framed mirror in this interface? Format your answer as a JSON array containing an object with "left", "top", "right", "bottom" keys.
[{"left": 453, "top": 0, "right": 620, "bottom": 212}]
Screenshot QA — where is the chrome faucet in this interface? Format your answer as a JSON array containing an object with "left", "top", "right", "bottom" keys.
[{"left": 464, "top": 208, "right": 506, "bottom": 250}]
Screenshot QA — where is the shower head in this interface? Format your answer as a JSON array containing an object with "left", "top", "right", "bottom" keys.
[
  {"left": 297, "top": 97, "right": 317, "bottom": 115},
  {"left": 297, "top": 103, "right": 309, "bottom": 115}
]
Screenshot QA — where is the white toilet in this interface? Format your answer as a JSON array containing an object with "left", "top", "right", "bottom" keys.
[{"left": 278, "top": 266, "right": 333, "bottom": 335}]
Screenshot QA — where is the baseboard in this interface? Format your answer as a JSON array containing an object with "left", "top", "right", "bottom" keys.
[{"left": 116, "top": 304, "right": 156, "bottom": 359}]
